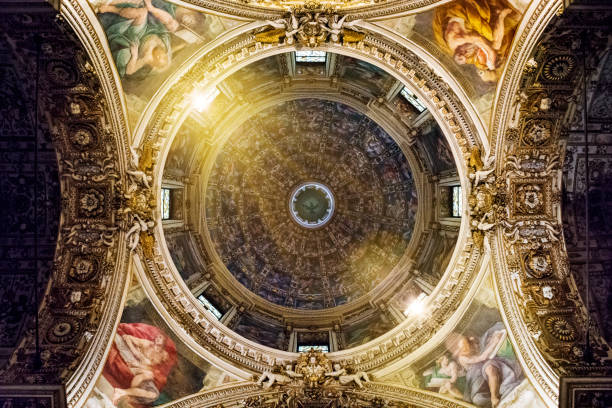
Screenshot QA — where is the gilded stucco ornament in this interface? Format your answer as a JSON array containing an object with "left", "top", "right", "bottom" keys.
[
  {"left": 120, "top": 144, "right": 157, "bottom": 254},
  {"left": 256, "top": 350, "right": 371, "bottom": 390},
  {"left": 255, "top": 11, "right": 364, "bottom": 46},
  {"left": 247, "top": 350, "right": 407, "bottom": 407},
  {"left": 489, "top": 7, "right": 612, "bottom": 404},
  {"left": 467, "top": 147, "right": 499, "bottom": 251}
]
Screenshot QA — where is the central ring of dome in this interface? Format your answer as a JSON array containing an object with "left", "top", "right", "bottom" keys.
[{"left": 290, "top": 182, "right": 334, "bottom": 228}]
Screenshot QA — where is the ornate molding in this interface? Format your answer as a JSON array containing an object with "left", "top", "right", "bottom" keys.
[
  {"left": 167, "top": 0, "right": 455, "bottom": 22},
  {"left": 126, "top": 25, "right": 489, "bottom": 376},
  {"left": 161, "top": 379, "right": 472, "bottom": 408}
]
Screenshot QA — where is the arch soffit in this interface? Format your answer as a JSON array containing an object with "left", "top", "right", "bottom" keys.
[
  {"left": 487, "top": 0, "right": 594, "bottom": 406},
  {"left": 55, "top": 1, "right": 133, "bottom": 407}
]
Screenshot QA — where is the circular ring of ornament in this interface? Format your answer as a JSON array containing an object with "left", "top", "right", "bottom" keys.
[{"left": 289, "top": 182, "right": 335, "bottom": 228}]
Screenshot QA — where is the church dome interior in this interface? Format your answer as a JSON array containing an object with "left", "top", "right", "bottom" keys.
[
  {"left": 161, "top": 53, "right": 462, "bottom": 351},
  {"left": 0, "top": 1, "right": 611, "bottom": 408}
]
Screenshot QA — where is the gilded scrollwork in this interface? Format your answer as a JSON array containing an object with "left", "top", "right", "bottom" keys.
[
  {"left": 118, "top": 143, "right": 157, "bottom": 253},
  {"left": 467, "top": 147, "right": 499, "bottom": 251},
  {"left": 255, "top": 11, "right": 364, "bottom": 47}
]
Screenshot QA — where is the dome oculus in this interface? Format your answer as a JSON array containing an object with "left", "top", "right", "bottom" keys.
[{"left": 290, "top": 182, "right": 335, "bottom": 228}]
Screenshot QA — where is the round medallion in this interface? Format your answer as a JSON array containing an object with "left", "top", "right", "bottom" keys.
[
  {"left": 289, "top": 182, "right": 334, "bottom": 228},
  {"left": 542, "top": 55, "right": 576, "bottom": 81}
]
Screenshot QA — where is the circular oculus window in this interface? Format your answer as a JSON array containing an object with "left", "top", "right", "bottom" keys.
[{"left": 289, "top": 182, "right": 335, "bottom": 229}]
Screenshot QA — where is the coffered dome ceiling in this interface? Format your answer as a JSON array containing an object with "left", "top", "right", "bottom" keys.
[
  {"left": 162, "top": 53, "right": 460, "bottom": 349},
  {"left": 206, "top": 99, "right": 418, "bottom": 310},
  {"left": 10, "top": 2, "right": 611, "bottom": 408}
]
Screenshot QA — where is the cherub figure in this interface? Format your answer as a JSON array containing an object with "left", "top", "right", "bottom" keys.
[
  {"left": 468, "top": 147, "right": 495, "bottom": 187},
  {"left": 126, "top": 213, "right": 155, "bottom": 251},
  {"left": 256, "top": 370, "right": 292, "bottom": 389},
  {"left": 435, "top": 355, "right": 465, "bottom": 400},
  {"left": 263, "top": 13, "right": 301, "bottom": 45},
  {"left": 321, "top": 15, "right": 362, "bottom": 43},
  {"left": 325, "top": 363, "right": 370, "bottom": 388}
]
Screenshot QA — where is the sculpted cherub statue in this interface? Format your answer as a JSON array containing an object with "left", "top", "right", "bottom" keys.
[
  {"left": 325, "top": 363, "right": 370, "bottom": 388},
  {"left": 256, "top": 364, "right": 302, "bottom": 389}
]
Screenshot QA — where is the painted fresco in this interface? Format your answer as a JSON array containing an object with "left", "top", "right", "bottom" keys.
[
  {"left": 394, "top": 276, "right": 527, "bottom": 408},
  {"left": 338, "top": 56, "right": 397, "bottom": 96},
  {"left": 88, "top": 0, "right": 240, "bottom": 128},
  {"left": 417, "top": 122, "right": 456, "bottom": 175},
  {"left": 381, "top": 0, "right": 528, "bottom": 122},
  {"left": 228, "top": 56, "right": 282, "bottom": 92},
  {"left": 85, "top": 284, "right": 229, "bottom": 408},
  {"left": 164, "top": 117, "right": 202, "bottom": 177},
  {"left": 342, "top": 312, "right": 396, "bottom": 349},
  {"left": 231, "top": 312, "right": 289, "bottom": 350},
  {"left": 164, "top": 231, "right": 201, "bottom": 281},
  {"left": 200, "top": 284, "right": 232, "bottom": 316},
  {"left": 206, "top": 100, "right": 418, "bottom": 310}
]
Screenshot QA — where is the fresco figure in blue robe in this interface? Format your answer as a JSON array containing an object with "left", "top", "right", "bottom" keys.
[
  {"left": 95, "top": 0, "right": 179, "bottom": 78},
  {"left": 423, "top": 321, "right": 523, "bottom": 407}
]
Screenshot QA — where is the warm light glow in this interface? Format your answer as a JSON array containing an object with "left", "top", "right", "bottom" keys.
[
  {"left": 404, "top": 293, "right": 427, "bottom": 316},
  {"left": 192, "top": 87, "right": 220, "bottom": 112}
]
